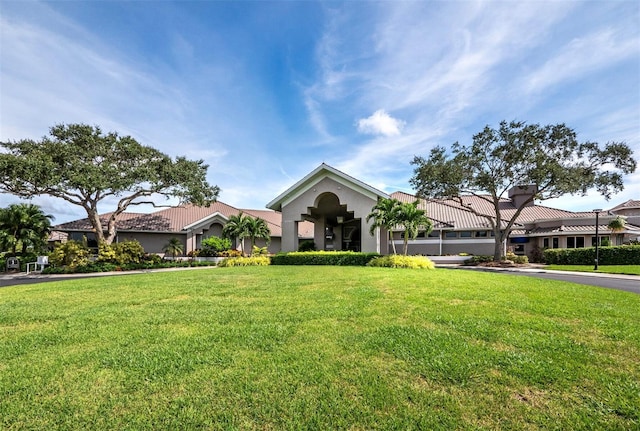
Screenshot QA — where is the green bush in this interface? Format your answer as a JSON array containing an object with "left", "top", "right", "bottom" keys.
[
  {"left": 464, "top": 255, "right": 494, "bottom": 265},
  {"left": 49, "top": 240, "right": 90, "bottom": 269},
  {"left": 367, "top": 255, "right": 435, "bottom": 269},
  {"left": 200, "top": 236, "right": 233, "bottom": 257},
  {"left": 505, "top": 252, "right": 529, "bottom": 264},
  {"left": 96, "top": 240, "right": 145, "bottom": 265},
  {"left": 271, "top": 251, "right": 379, "bottom": 266},
  {"left": 218, "top": 256, "right": 270, "bottom": 267},
  {"left": 112, "top": 240, "right": 145, "bottom": 264},
  {"left": 543, "top": 245, "right": 640, "bottom": 265},
  {"left": 297, "top": 240, "right": 316, "bottom": 252}
]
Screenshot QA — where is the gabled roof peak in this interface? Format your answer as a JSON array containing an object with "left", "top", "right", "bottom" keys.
[{"left": 266, "top": 163, "right": 389, "bottom": 211}]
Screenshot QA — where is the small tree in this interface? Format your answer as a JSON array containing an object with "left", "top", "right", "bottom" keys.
[
  {"left": 411, "top": 121, "right": 636, "bottom": 261},
  {"left": 222, "top": 213, "right": 252, "bottom": 256},
  {"left": 163, "top": 238, "right": 184, "bottom": 260},
  {"left": 246, "top": 217, "right": 271, "bottom": 255},
  {"left": 396, "top": 200, "right": 433, "bottom": 256},
  {"left": 366, "top": 198, "right": 402, "bottom": 255},
  {"left": 0, "top": 124, "right": 220, "bottom": 245},
  {"left": 608, "top": 216, "right": 626, "bottom": 245}
]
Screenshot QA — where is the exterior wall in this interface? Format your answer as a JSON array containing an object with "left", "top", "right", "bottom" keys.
[
  {"left": 279, "top": 176, "right": 380, "bottom": 253},
  {"left": 392, "top": 239, "right": 495, "bottom": 256},
  {"left": 117, "top": 232, "right": 185, "bottom": 255}
]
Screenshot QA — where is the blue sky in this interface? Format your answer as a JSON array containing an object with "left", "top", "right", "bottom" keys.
[{"left": 1, "top": 0, "right": 639, "bottom": 224}]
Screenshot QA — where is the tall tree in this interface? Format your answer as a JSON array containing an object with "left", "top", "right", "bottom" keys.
[
  {"left": 0, "top": 203, "right": 53, "bottom": 255},
  {"left": 0, "top": 124, "right": 220, "bottom": 245},
  {"left": 222, "top": 212, "right": 252, "bottom": 256},
  {"left": 366, "top": 198, "right": 402, "bottom": 254},
  {"left": 245, "top": 216, "right": 271, "bottom": 254},
  {"left": 411, "top": 121, "right": 636, "bottom": 260},
  {"left": 396, "top": 200, "right": 433, "bottom": 256}
]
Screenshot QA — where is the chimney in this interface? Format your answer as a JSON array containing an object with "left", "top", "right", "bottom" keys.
[{"left": 508, "top": 185, "right": 537, "bottom": 208}]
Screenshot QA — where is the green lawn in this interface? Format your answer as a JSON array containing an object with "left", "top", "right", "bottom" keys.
[
  {"left": 547, "top": 265, "right": 640, "bottom": 276},
  {"left": 1, "top": 266, "right": 638, "bottom": 430}
]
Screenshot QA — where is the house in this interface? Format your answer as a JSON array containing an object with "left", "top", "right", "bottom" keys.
[
  {"left": 54, "top": 201, "right": 314, "bottom": 256},
  {"left": 53, "top": 163, "right": 640, "bottom": 259}
]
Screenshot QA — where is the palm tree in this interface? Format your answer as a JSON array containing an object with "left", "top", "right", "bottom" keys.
[
  {"left": 396, "top": 200, "right": 432, "bottom": 256},
  {"left": 246, "top": 216, "right": 271, "bottom": 255},
  {"left": 608, "top": 216, "right": 626, "bottom": 245},
  {"left": 163, "top": 237, "right": 184, "bottom": 260},
  {"left": 222, "top": 212, "right": 252, "bottom": 256},
  {"left": 0, "top": 203, "right": 54, "bottom": 255},
  {"left": 366, "top": 198, "right": 402, "bottom": 254}
]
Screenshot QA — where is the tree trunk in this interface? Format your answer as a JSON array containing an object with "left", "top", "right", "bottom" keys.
[
  {"left": 87, "top": 210, "right": 108, "bottom": 245},
  {"left": 493, "top": 226, "right": 504, "bottom": 261},
  {"left": 389, "top": 229, "right": 397, "bottom": 255}
]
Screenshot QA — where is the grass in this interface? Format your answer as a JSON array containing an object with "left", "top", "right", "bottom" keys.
[
  {"left": 1, "top": 266, "right": 639, "bottom": 430},
  {"left": 546, "top": 264, "right": 640, "bottom": 276}
]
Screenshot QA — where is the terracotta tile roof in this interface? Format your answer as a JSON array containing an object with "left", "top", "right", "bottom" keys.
[
  {"left": 611, "top": 199, "right": 640, "bottom": 211},
  {"left": 54, "top": 201, "right": 313, "bottom": 238},
  {"left": 390, "top": 191, "right": 590, "bottom": 229}
]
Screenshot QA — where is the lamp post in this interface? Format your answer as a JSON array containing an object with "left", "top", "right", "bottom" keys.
[{"left": 593, "top": 209, "right": 602, "bottom": 270}]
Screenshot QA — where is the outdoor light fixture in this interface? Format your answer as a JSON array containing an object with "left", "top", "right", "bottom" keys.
[
  {"left": 593, "top": 209, "right": 602, "bottom": 270},
  {"left": 336, "top": 216, "right": 344, "bottom": 224}
]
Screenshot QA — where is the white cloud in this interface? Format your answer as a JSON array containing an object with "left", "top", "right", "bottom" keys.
[{"left": 356, "top": 110, "right": 405, "bottom": 136}]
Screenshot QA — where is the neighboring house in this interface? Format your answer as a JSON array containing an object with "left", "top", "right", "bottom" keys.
[{"left": 53, "top": 163, "right": 640, "bottom": 259}]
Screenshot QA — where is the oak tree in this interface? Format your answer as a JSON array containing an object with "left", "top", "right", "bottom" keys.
[
  {"left": 410, "top": 121, "right": 636, "bottom": 261},
  {"left": 0, "top": 124, "right": 220, "bottom": 245}
]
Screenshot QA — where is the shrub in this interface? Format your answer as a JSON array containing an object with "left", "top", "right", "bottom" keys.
[
  {"left": 505, "top": 252, "right": 529, "bottom": 264},
  {"left": 271, "top": 251, "right": 379, "bottom": 266},
  {"left": 218, "top": 249, "right": 242, "bottom": 258},
  {"left": 218, "top": 256, "right": 270, "bottom": 267},
  {"left": 95, "top": 240, "right": 146, "bottom": 265},
  {"left": 367, "top": 255, "right": 435, "bottom": 269},
  {"left": 112, "top": 240, "right": 145, "bottom": 264},
  {"left": 97, "top": 243, "right": 117, "bottom": 263},
  {"left": 543, "top": 245, "right": 640, "bottom": 265},
  {"left": 200, "top": 236, "right": 232, "bottom": 257},
  {"left": 252, "top": 245, "right": 269, "bottom": 256},
  {"left": 464, "top": 255, "right": 493, "bottom": 265},
  {"left": 298, "top": 240, "right": 316, "bottom": 252},
  {"left": 49, "top": 240, "right": 90, "bottom": 269}
]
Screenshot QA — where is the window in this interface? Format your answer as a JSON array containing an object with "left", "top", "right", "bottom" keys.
[
  {"left": 475, "top": 231, "right": 488, "bottom": 237},
  {"left": 459, "top": 231, "right": 472, "bottom": 238},
  {"left": 567, "top": 237, "right": 585, "bottom": 249},
  {"left": 552, "top": 237, "right": 559, "bottom": 249},
  {"left": 445, "top": 231, "right": 457, "bottom": 238},
  {"left": 428, "top": 231, "right": 440, "bottom": 238},
  {"left": 543, "top": 238, "right": 549, "bottom": 248}
]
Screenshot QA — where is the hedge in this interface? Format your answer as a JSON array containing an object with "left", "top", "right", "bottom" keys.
[
  {"left": 270, "top": 251, "right": 380, "bottom": 266},
  {"left": 367, "top": 255, "right": 435, "bottom": 269},
  {"left": 543, "top": 245, "right": 640, "bottom": 265}
]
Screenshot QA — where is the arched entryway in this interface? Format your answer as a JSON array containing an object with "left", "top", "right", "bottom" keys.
[
  {"left": 267, "top": 163, "right": 389, "bottom": 253},
  {"left": 307, "top": 192, "right": 361, "bottom": 251}
]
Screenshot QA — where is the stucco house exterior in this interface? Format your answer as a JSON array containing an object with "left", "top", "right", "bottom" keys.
[{"left": 53, "top": 163, "right": 640, "bottom": 259}]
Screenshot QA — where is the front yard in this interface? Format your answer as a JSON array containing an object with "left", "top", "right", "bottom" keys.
[{"left": 1, "top": 266, "right": 638, "bottom": 430}]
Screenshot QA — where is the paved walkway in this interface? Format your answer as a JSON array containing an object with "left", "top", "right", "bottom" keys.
[{"left": 0, "top": 265, "right": 216, "bottom": 287}]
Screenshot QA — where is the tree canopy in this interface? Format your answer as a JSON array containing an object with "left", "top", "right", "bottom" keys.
[
  {"left": 0, "top": 203, "right": 53, "bottom": 255},
  {"left": 0, "top": 124, "right": 220, "bottom": 245},
  {"left": 411, "top": 120, "right": 636, "bottom": 260}
]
